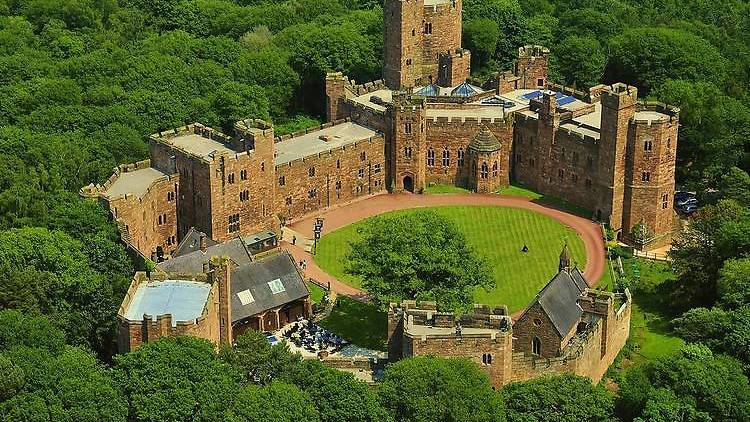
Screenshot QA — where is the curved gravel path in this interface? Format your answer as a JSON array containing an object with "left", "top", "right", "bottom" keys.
[{"left": 282, "top": 192, "right": 606, "bottom": 302}]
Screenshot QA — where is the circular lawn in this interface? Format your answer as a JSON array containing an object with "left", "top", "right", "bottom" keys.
[{"left": 313, "top": 205, "right": 587, "bottom": 313}]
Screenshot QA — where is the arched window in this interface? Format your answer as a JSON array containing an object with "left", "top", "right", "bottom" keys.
[
  {"left": 427, "top": 148, "right": 435, "bottom": 166},
  {"left": 481, "top": 162, "right": 488, "bottom": 179},
  {"left": 404, "top": 146, "right": 412, "bottom": 159},
  {"left": 442, "top": 148, "right": 450, "bottom": 166},
  {"left": 532, "top": 337, "right": 541, "bottom": 355},
  {"left": 492, "top": 161, "right": 498, "bottom": 177},
  {"left": 457, "top": 148, "right": 465, "bottom": 166},
  {"left": 644, "top": 139, "right": 653, "bottom": 152}
]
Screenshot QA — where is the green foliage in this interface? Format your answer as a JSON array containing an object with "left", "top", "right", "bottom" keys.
[
  {"left": 285, "top": 360, "right": 389, "bottom": 422},
  {"left": 668, "top": 200, "right": 750, "bottom": 311},
  {"left": 463, "top": 0, "right": 525, "bottom": 66},
  {"left": 345, "top": 210, "right": 494, "bottom": 311},
  {"left": 225, "top": 382, "right": 320, "bottom": 422},
  {"left": 113, "top": 336, "right": 241, "bottom": 422},
  {"left": 219, "top": 330, "right": 302, "bottom": 385},
  {"left": 502, "top": 374, "right": 615, "bottom": 422},
  {"left": 717, "top": 258, "right": 750, "bottom": 310},
  {"left": 551, "top": 35, "right": 605, "bottom": 89},
  {"left": 0, "top": 311, "right": 127, "bottom": 422},
  {"left": 607, "top": 27, "right": 727, "bottom": 93},
  {"left": 617, "top": 344, "right": 750, "bottom": 421},
  {"left": 378, "top": 356, "right": 504, "bottom": 422},
  {"left": 463, "top": 18, "right": 500, "bottom": 69},
  {"left": 0, "top": 228, "right": 121, "bottom": 353}
]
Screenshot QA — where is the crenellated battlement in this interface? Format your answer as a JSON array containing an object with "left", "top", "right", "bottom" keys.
[{"left": 632, "top": 101, "right": 680, "bottom": 124}]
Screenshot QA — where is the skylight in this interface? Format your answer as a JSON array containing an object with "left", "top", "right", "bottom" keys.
[
  {"left": 268, "top": 278, "right": 285, "bottom": 294},
  {"left": 237, "top": 289, "right": 255, "bottom": 305}
]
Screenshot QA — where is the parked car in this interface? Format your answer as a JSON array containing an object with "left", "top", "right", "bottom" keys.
[
  {"left": 675, "top": 196, "right": 698, "bottom": 207},
  {"left": 674, "top": 191, "right": 696, "bottom": 203},
  {"left": 679, "top": 204, "right": 698, "bottom": 215}
]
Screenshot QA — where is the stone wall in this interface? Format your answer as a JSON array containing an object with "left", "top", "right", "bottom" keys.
[
  {"left": 515, "top": 45, "right": 549, "bottom": 89},
  {"left": 105, "top": 170, "right": 179, "bottom": 258},
  {"left": 405, "top": 332, "right": 514, "bottom": 388},
  {"left": 274, "top": 132, "right": 386, "bottom": 221},
  {"left": 117, "top": 271, "right": 220, "bottom": 353},
  {"left": 424, "top": 116, "right": 512, "bottom": 187},
  {"left": 422, "top": 0, "right": 463, "bottom": 82}
]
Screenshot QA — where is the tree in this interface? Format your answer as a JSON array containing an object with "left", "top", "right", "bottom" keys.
[
  {"left": 113, "top": 336, "right": 241, "bottom": 422},
  {"left": 717, "top": 258, "right": 750, "bottom": 309},
  {"left": 606, "top": 27, "right": 727, "bottom": 94},
  {"left": 0, "top": 311, "right": 127, "bottom": 422},
  {"left": 345, "top": 211, "right": 494, "bottom": 311},
  {"left": 225, "top": 382, "right": 319, "bottom": 422},
  {"left": 463, "top": 0, "right": 525, "bottom": 66},
  {"left": 463, "top": 18, "right": 499, "bottom": 69},
  {"left": 0, "top": 228, "right": 120, "bottom": 354},
  {"left": 619, "top": 344, "right": 750, "bottom": 421},
  {"left": 634, "top": 388, "right": 711, "bottom": 422},
  {"left": 219, "top": 330, "right": 302, "bottom": 385},
  {"left": 285, "top": 360, "right": 389, "bottom": 422},
  {"left": 502, "top": 374, "right": 615, "bottom": 422},
  {"left": 378, "top": 356, "right": 504, "bottom": 422},
  {"left": 552, "top": 35, "right": 605, "bottom": 88},
  {"left": 668, "top": 200, "right": 750, "bottom": 311}
]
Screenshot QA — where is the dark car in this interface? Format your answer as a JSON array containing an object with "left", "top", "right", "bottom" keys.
[
  {"left": 679, "top": 204, "right": 698, "bottom": 215},
  {"left": 674, "top": 191, "right": 695, "bottom": 203},
  {"left": 675, "top": 196, "right": 697, "bottom": 207}
]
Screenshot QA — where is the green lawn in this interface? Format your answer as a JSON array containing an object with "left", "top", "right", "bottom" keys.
[
  {"left": 499, "top": 182, "right": 592, "bottom": 218},
  {"left": 306, "top": 281, "right": 326, "bottom": 304},
  {"left": 620, "top": 258, "right": 684, "bottom": 363},
  {"left": 318, "top": 296, "right": 387, "bottom": 351},
  {"left": 314, "top": 206, "right": 590, "bottom": 312},
  {"left": 424, "top": 184, "right": 470, "bottom": 194}
]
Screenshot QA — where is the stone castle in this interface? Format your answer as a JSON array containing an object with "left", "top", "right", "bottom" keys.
[
  {"left": 82, "top": 0, "right": 679, "bottom": 260},
  {"left": 387, "top": 248, "right": 632, "bottom": 388}
]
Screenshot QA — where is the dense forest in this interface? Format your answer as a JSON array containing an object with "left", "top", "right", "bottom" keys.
[{"left": 0, "top": 0, "right": 749, "bottom": 420}]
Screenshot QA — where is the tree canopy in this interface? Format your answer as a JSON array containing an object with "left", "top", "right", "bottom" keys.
[{"left": 345, "top": 210, "right": 494, "bottom": 311}]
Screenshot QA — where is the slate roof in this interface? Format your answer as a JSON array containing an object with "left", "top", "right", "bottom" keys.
[
  {"left": 173, "top": 227, "right": 219, "bottom": 258},
  {"left": 231, "top": 252, "right": 309, "bottom": 323},
  {"left": 530, "top": 268, "right": 589, "bottom": 337},
  {"left": 157, "top": 237, "right": 253, "bottom": 274},
  {"left": 468, "top": 127, "right": 502, "bottom": 153}
]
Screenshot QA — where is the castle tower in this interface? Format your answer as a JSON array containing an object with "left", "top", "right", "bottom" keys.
[
  {"left": 387, "top": 92, "right": 427, "bottom": 193},
  {"left": 383, "top": 0, "right": 425, "bottom": 89},
  {"left": 209, "top": 256, "right": 233, "bottom": 346},
  {"left": 325, "top": 72, "right": 348, "bottom": 122},
  {"left": 535, "top": 91, "right": 559, "bottom": 189},
  {"left": 598, "top": 83, "right": 637, "bottom": 232},
  {"left": 558, "top": 242, "right": 571, "bottom": 272},
  {"left": 516, "top": 45, "right": 550, "bottom": 89},
  {"left": 622, "top": 104, "right": 679, "bottom": 248},
  {"left": 468, "top": 127, "right": 507, "bottom": 193}
]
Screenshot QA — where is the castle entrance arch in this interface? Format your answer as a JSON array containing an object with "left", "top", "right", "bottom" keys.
[{"left": 403, "top": 176, "right": 414, "bottom": 193}]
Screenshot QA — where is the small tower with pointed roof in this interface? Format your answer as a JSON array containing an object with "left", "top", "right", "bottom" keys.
[
  {"left": 468, "top": 126, "right": 508, "bottom": 193},
  {"left": 558, "top": 242, "right": 571, "bottom": 272}
]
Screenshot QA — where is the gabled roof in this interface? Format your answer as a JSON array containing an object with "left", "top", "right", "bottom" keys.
[
  {"left": 524, "top": 268, "right": 589, "bottom": 337},
  {"left": 157, "top": 237, "right": 253, "bottom": 274},
  {"left": 231, "top": 252, "right": 309, "bottom": 322},
  {"left": 173, "top": 227, "right": 219, "bottom": 258}
]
